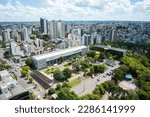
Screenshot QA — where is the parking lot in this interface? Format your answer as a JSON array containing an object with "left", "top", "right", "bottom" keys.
[{"left": 71, "top": 61, "right": 120, "bottom": 96}]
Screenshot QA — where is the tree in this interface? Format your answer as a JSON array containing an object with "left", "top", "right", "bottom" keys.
[
  {"left": 21, "top": 66, "right": 30, "bottom": 77},
  {"left": 21, "top": 70, "right": 28, "bottom": 77},
  {"left": 112, "top": 68, "right": 124, "bottom": 82},
  {"left": 80, "top": 94, "right": 100, "bottom": 100},
  {"left": 25, "top": 58, "right": 36, "bottom": 69},
  {"left": 72, "top": 61, "right": 81, "bottom": 72},
  {"left": 53, "top": 69, "right": 66, "bottom": 81},
  {"left": 80, "top": 60, "right": 89, "bottom": 70},
  {"left": 98, "top": 84, "right": 105, "bottom": 95},
  {"left": 98, "top": 64, "right": 106, "bottom": 73},
  {"left": 89, "top": 66, "right": 94, "bottom": 75},
  {"left": 62, "top": 82, "right": 71, "bottom": 88},
  {"left": 29, "top": 77, "right": 33, "bottom": 83},
  {"left": 57, "top": 87, "right": 78, "bottom": 100},
  {"left": 93, "top": 84, "right": 106, "bottom": 96},
  {"left": 58, "top": 56, "right": 64, "bottom": 63},
  {"left": 0, "top": 59, "right": 11, "bottom": 70},
  {"left": 25, "top": 58, "right": 32, "bottom": 66},
  {"left": 93, "top": 64, "right": 106, "bottom": 74},
  {"left": 139, "top": 55, "right": 150, "bottom": 67},
  {"left": 2, "top": 42, "right": 7, "bottom": 48},
  {"left": 99, "top": 52, "right": 105, "bottom": 60},
  {"left": 29, "top": 93, "right": 37, "bottom": 100},
  {"left": 137, "top": 89, "right": 149, "bottom": 100},
  {"left": 93, "top": 86, "right": 100, "bottom": 95},
  {"left": 93, "top": 65, "right": 99, "bottom": 74},
  {"left": 86, "top": 51, "right": 96, "bottom": 58},
  {"left": 56, "top": 84, "right": 62, "bottom": 90},
  {"left": 4, "top": 51, "right": 11, "bottom": 58},
  {"left": 63, "top": 68, "right": 72, "bottom": 79},
  {"left": 126, "top": 93, "right": 139, "bottom": 100},
  {"left": 48, "top": 88, "right": 55, "bottom": 95}
]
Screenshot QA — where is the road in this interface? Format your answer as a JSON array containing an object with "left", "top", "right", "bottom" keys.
[{"left": 71, "top": 61, "right": 120, "bottom": 96}]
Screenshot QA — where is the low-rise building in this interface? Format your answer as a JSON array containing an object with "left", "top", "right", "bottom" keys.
[
  {"left": 32, "top": 46, "right": 88, "bottom": 69},
  {"left": 0, "top": 70, "right": 29, "bottom": 100},
  {"left": 92, "top": 45, "right": 127, "bottom": 58}
]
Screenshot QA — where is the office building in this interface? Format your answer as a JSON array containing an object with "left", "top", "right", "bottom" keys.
[
  {"left": 93, "top": 45, "right": 126, "bottom": 58},
  {"left": 32, "top": 46, "right": 87, "bottom": 69},
  {"left": 40, "top": 18, "right": 48, "bottom": 34}
]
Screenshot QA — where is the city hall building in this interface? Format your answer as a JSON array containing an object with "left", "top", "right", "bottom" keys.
[{"left": 32, "top": 46, "right": 88, "bottom": 69}]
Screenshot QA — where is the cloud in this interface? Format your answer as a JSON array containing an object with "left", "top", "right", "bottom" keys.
[{"left": 0, "top": 0, "right": 149, "bottom": 21}]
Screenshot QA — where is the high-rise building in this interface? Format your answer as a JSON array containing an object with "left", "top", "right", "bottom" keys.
[
  {"left": 57, "top": 20, "right": 65, "bottom": 38},
  {"left": 111, "top": 30, "right": 117, "bottom": 41},
  {"left": 2, "top": 29, "right": 11, "bottom": 42},
  {"left": 82, "top": 34, "right": 91, "bottom": 46},
  {"left": 10, "top": 41, "right": 24, "bottom": 56},
  {"left": 71, "top": 28, "right": 81, "bottom": 38},
  {"left": 40, "top": 18, "right": 48, "bottom": 34},
  {"left": 50, "top": 20, "right": 65, "bottom": 39},
  {"left": 22, "top": 27, "right": 30, "bottom": 42},
  {"left": 96, "top": 34, "right": 102, "bottom": 44},
  {"left": 50, "top": 20, "right": 57, "bottom": 39}
]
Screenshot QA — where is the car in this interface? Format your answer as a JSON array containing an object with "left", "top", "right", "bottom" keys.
[
  {"left": 106, "top": 72, "right": 111, "bottom": 76},
  {"left": 53, "top": 64, "right": 58, "bottom": 66}
]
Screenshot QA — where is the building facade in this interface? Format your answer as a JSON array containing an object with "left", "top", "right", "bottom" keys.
[
  {"left": 50, "top": 20, "right": 65, "bottom": 39},
  {"left": 32, "top": 46, "right": 88, "bottom": 69},
  {"left": 40, "top": 18, "right": 48, "bottom": 34}
]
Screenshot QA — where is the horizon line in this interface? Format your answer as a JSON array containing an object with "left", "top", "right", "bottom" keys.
[{"left": 0, "top": 20, "right": 150, "bottom": 23}]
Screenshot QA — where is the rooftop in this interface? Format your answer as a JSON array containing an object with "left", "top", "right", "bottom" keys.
[
  {"left": 0, "top": 70, "right": 27, "bottom": 100},
  {"left": 32, "top": 46, "right": 87, "bottom": 61},
  {"left": 0, "top": 70, "right": 17, "bottom": 86},
  {"left": 95, "top": 45, "right": 127, "bottom": 53}
]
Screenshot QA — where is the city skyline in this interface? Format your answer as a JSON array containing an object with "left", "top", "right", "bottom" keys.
[{"left": 0, "top": 0, "right": 150, "bottom": 22}]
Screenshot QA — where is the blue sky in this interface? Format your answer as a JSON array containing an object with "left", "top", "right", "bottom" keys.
[{"left": 0, "top": 0, "right": 149, "bottom": 21}]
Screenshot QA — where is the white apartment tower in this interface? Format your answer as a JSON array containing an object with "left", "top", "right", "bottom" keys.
[
  {"left": 22, "top": 27, "right": 30, "bottom": 43},
  {"left": 57, "top": 20, "right": 65, "bottom": 38},
  {"left": 50, "top": 20, "right": 65, "bottom": 39},
  {"left": 2, "top": 29, "right": 11, "bottom": 42},
  {"left": 82, "top": 34, "right": 91, "bottom": 46}
]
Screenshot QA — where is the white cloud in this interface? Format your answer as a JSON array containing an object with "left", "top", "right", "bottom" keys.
[{"left": 0, "top": 0, "right": 149, "bottom": 21}]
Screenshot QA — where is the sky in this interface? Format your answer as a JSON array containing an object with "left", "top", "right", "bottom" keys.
[{"left": 0, "top": 0, "right": 150, "bottom": 22}]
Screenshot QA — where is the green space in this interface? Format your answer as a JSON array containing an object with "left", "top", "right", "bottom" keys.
[
  {"left": 23, "top": 40, "right": 150, "bottom": 100},
  {"left": 0, "top": 59, "right": 11, "bottom": 71},
  {"left": 44, "top": 67, "right": 59, "bottom": 75},
  {"left": 68, "top": 78, "right": 81, "bottom": 87}
]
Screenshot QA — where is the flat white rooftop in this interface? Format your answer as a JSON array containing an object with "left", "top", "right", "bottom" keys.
[{"left": 32, "top": 46, "right": 87, "bottom": 61}]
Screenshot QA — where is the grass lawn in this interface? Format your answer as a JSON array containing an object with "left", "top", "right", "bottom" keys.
[
  {"left": 44, "top": 67, "right": 59, "bottom": 75},
  {"left": 68, "top": 78, "right": 81, "bottom": 87}
]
